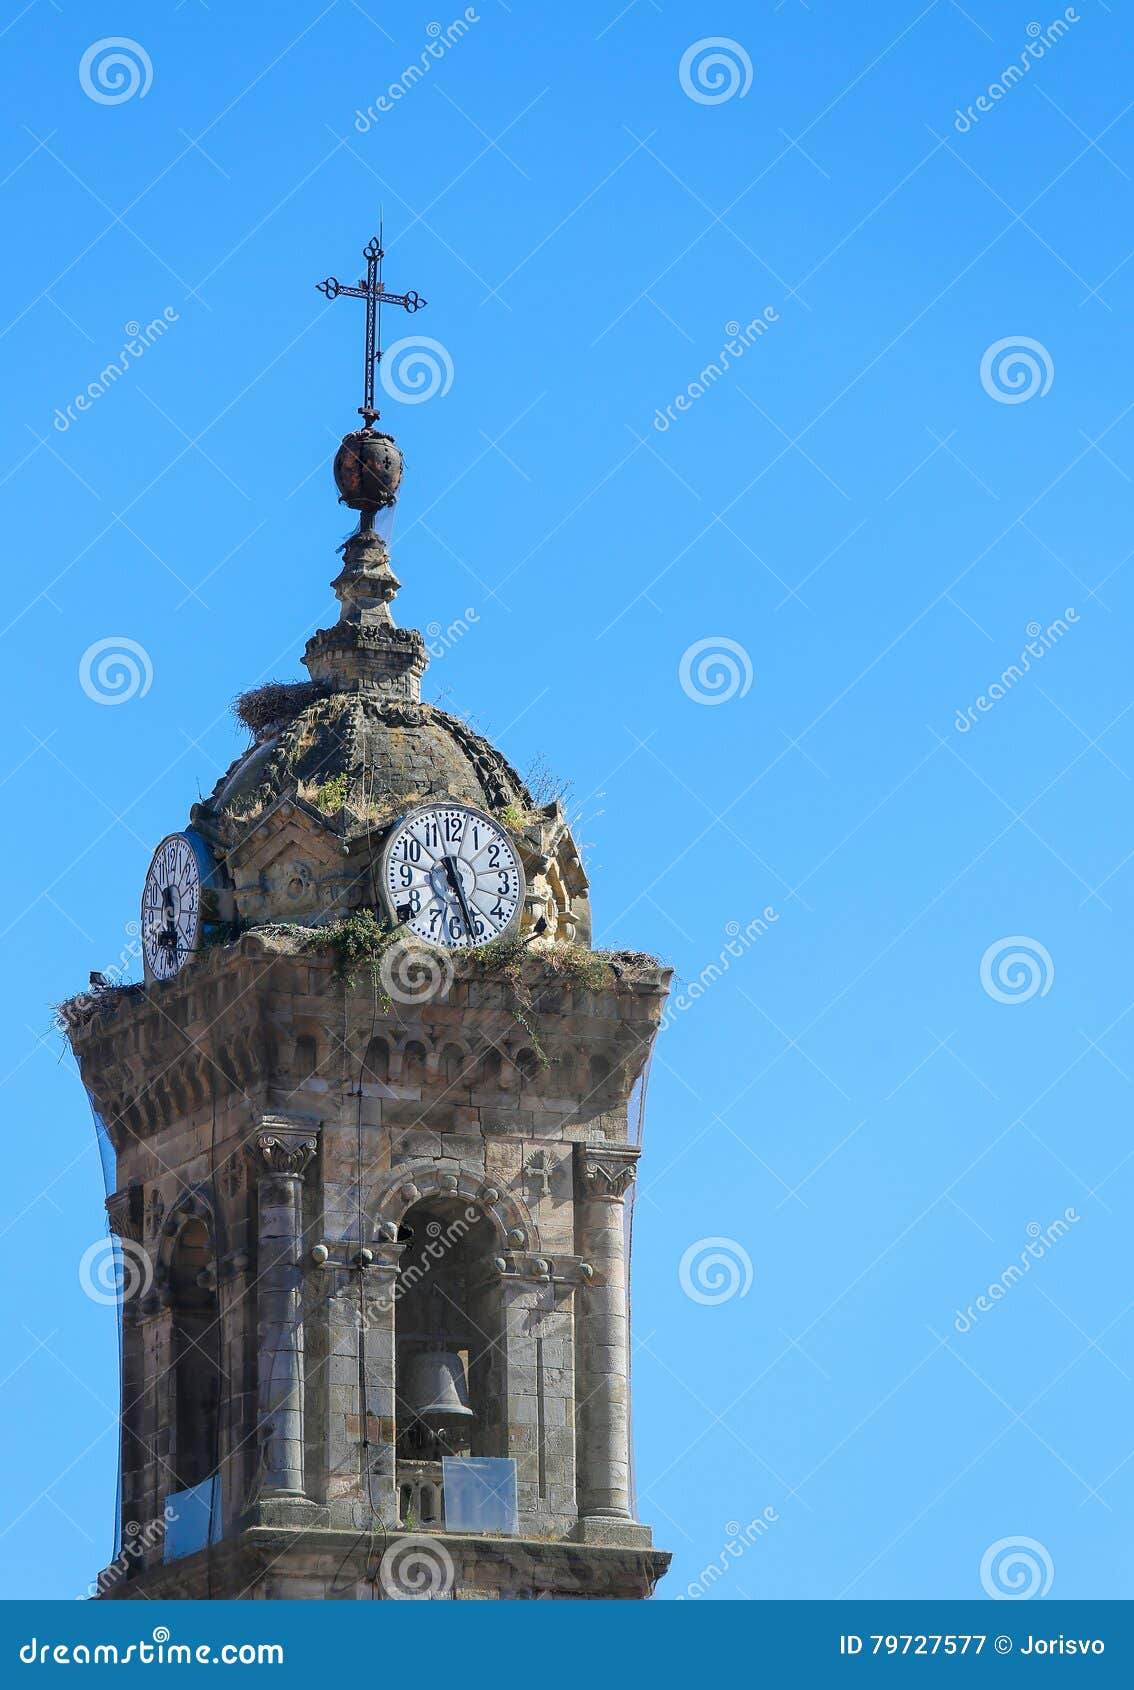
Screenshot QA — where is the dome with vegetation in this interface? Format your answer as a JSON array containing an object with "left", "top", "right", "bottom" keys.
[{"left": 180, "top": 527, "right": 592, "bottom": 944}]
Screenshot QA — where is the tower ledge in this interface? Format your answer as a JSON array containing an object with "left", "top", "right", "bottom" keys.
[{"left": 98, "top": 1526, "right": 671, "bottom": 1602}]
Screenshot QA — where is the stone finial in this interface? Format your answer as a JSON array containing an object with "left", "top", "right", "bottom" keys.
[
  {"left": 330, "top": 529, "right": 401, "bottom": 626},
  {"left": 302, "top": 529, "right": 427, "bottom": 697}
]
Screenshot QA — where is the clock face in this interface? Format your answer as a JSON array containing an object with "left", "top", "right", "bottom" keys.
[
  {"left": 381, "top": 803, "right": 525, "bottom": 949},
  {"left": 141, "top": 832, "right": 207, "bottom": 981}
]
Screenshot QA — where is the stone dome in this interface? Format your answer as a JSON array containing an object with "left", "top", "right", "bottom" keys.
[
  {"left": 184, "top": 523, "right": 591, "bottom": 943},
  {"left": 206, "top": 689, "right": 528, "bottom": 832}
]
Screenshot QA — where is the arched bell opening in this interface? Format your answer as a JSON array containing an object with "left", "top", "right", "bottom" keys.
[
  {"left": 169, "top": 1218, "right": 221, "bottom": 1494},
  {"left": 393, "top": 1197, "right": 503, "bottom": 1467}
]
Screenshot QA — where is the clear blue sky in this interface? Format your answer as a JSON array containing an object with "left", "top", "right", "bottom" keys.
[{"left": 1, "top": 0, "right": 1131, "bottom": 1603}]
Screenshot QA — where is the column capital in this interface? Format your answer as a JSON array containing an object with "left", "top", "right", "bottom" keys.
[
  {"left": 575, "top": 1143, "right": 640, "bottom": 1201},
  {"left": 247, "top": 1115, "right": 320, "bottom": 1180},
  {"left": 105, "top": 1184, "right": 144, "bottom": 1244}
]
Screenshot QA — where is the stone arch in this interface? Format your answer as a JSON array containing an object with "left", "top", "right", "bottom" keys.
[
  {"left": 361, "top": 1034, "right": 390, "bottom": 1082},
  {"left": 294, "top": 1031, "right": 319, "bottom": 1080},
  {"left": 368, "top": 1164, "right": 539, "bottom": 1253},
  {"left": 155, "top": 1188, "right": 216, "bottom": 1282},
  {"left": 438, "top": 1038, "right": 475, "bottom": 1086},
  {"left": 479, "top": 1047, "right": 505, "bottom": 1092},
  {"left": 400, "top": 1037, "right": 428, "bottom": 1087}
]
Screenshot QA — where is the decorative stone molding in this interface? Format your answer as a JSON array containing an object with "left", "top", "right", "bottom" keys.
[
  {"left": 525, "top": 1150, "right": 554, "bottom": 1198},
  {"left": 144, "top": 1187, "right": 165, "bottom": 1240},
  {"left": 162, "top": 1187, "right": 213, "bottom": 1232},
  {"left": 575, "top": 1143, "right": 640, "bottom": 1201},
  {"left": 219, "top": 1152, "right": 245, "bottom": 1200},
  {"left": 105, "top": 1184, "right": 144, "bottom": 1244},
  {"left": 153, "top": 1187, "right": 217, "bottom": 1294},
  {"left": 494, "top": 1250, "right": 594, "bottom": 1287},
  {"left": 247, "top": 1115, "right": 321, "bottom": 1180},
  {"left": 369, "top": 1162, "right": 538, "bottom": 1252}
]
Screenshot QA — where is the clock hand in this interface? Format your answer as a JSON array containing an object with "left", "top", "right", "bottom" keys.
[
  {"left": 442, "top": 855, "right": 477, "bottom": 939},
  {"left": 159, "top": 886, "right": 179, "bottom": 951}
]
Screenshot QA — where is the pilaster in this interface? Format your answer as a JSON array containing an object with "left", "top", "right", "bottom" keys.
[{"left": 246, "top": 1117, "right": 320, "bottom": 1503}]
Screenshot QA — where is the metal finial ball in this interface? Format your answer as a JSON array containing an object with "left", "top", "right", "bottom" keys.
[{"left": 333, "top": 428, "right": 403, "bottom": 513}]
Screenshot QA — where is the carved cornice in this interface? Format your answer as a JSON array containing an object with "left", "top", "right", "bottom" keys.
[
  {"left": 575, "top": 1143, "right": 640, "bottom": 1202},
  {"left": 247, "top": 1116, "right": 320, "bottom": 1180}
]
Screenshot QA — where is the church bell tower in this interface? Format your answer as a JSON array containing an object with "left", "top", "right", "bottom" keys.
[{"left": 63, "top": 232, "right": 672, "bottom": 1601}]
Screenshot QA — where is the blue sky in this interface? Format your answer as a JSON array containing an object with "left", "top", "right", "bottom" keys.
[{"left": 1, "top": 0, "right": 1132, "bottom": 1603}]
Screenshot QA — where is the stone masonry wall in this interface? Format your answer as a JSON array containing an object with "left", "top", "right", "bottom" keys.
[{"left": 71, "top": 937, "right": 670, "bottom": 1599}]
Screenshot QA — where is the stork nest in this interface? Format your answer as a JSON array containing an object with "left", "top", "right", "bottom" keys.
[{"left": 233, "top": 680, "right": 323, "bottom": 740}]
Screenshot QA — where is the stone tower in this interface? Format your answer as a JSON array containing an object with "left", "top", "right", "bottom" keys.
[{"left": 63, "top": 347, "right": 672, "bottom": 1599}]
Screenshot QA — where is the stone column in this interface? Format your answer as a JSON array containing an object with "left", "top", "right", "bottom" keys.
[
  {"left": 248, "top": 1123, "right": 319, "bottom": 1500},
  {"left": 573, "top": 1145, "right": 639, "bottom": 1530}
]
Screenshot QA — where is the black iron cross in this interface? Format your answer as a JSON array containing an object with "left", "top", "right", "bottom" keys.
[{"left": 317, "top": 232, "right": 426, "bottom": 426}]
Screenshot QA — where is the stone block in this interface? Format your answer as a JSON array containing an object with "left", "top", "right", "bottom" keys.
[{"left": 570, "top": 1516, "right": 653, "bottom": 1549}]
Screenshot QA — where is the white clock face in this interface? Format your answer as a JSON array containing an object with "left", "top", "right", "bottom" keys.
[
  {"left": 141, "top": 834, "right": 204, "bottom": 981},
  {"left": 382, "top": 804, "right": 525, "bottom": 949}
]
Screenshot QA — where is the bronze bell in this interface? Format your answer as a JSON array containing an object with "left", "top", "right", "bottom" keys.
[{"left": 401, "top": 1349, "right": 474, "bottom": 1425}]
